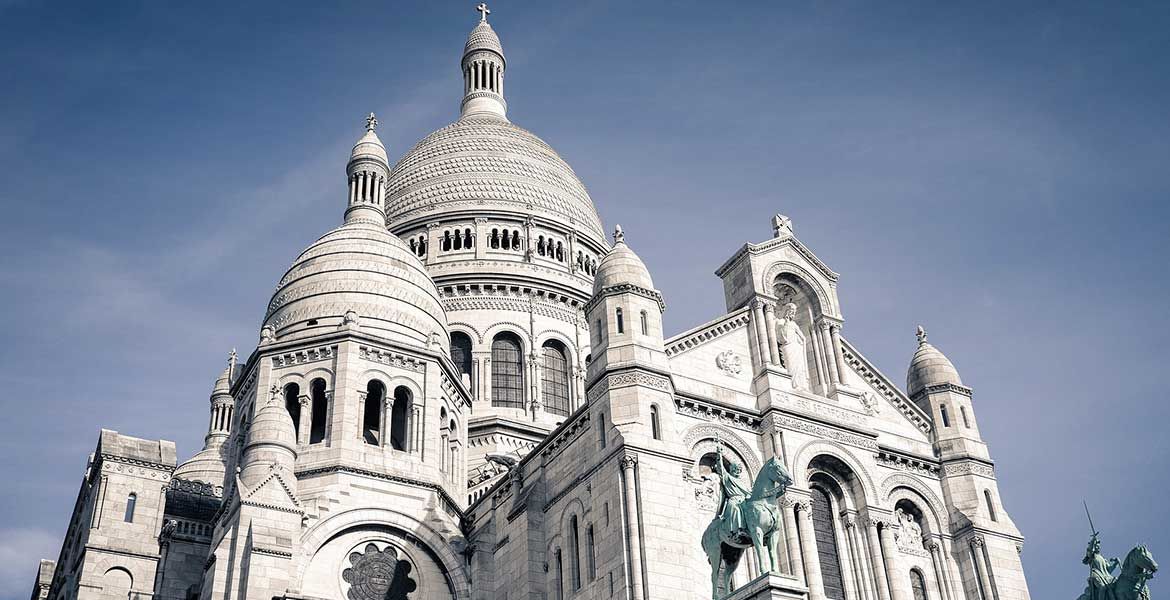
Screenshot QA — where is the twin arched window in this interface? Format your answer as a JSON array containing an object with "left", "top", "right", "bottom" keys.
[
  {"left": 542, "top": 340, "right": 571, "bottom": 416},
  {"left": 361, "top": 380, "right": 412, "bottom": 450},
  {"left": 491, "top": 333, "right": 525, "bottom": 409}
]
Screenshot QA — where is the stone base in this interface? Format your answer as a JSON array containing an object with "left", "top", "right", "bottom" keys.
[{"left": 724, "top": 573, "right": 808, "bottom": 600}]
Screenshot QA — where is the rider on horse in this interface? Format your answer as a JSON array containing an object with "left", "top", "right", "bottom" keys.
[
  {"left": 1083, "top": 533, "right": 1120, "bottom": 600},
  {"left": 713, "top": 459, "right": 751, "bottom": 536}
]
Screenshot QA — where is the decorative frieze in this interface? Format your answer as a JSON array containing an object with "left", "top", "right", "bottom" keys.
[
  {"left": 876, "top": 450, "right": 940, "bottom": 478},
  {"left": 358, "top": 345, "right": 426, "bottom": 373},
  {"left": 675, "top": 397, "right": 763, "bottom": 433},
  {"left": 942, "top": 460, "right": 996, "bottom": 479},
  {"left": 271, "top": 345, "right": 337, "bottom": 368},
  {"left": 773, "top": 414, "right": 878, "bottom": 452}
]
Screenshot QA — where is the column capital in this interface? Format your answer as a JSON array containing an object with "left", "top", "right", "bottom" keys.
[
  {"left": 619, "top": 454, "right": 638, "bottom": 470},
  {"left": 924, "top": 538, "right": 941, "bottom": 552},
  {"left": 843, "top": 513, "right": 858, "bottom": 528},
  {"left": 298, "top": 395, "right": 310, "bottom": 407},
  {"left": 969, "top": 535, "right": 986, "bottom": 549}
]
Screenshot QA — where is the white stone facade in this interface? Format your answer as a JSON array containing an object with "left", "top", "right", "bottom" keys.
[{"left": 33, "top": 9, "right": 1029, "bottom": 600}]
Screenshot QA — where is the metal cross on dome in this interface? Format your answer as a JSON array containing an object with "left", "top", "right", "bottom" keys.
[
  {"left": 476, "top": 3, "right": 490, "bottom": 22},
  {"left": 365, "top": 112, "right": 378, "bottom": 132}
]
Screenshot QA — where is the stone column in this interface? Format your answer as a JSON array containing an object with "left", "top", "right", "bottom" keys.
[
  {"left": 846, "top": 516, "right": 875, "bottom": 600},
  {"left": 940, "top": 538, "right": 963, "bottom": 600},
  {"left": 925, "top": 540, "right": 952, "bottom": 600},
  {"left": 795, "top": 500, "right": 827, "bottom": 600},
  {"left": 865, "top": 518, "right": 892, "bottom": 600},
  {"left": 388, "top": 390, "right": 402, "bottom": 446},
  {"left": 970, "top": 536, "right": 996, "bottom": 600},
  {"left": 746, "top": 309, "right": 764, "bottom": 371},
  {"left": 781, "top": 498, "right": 804, "bottom": 582},
  {"left": 619, "top": 455, "right": 645, "bottom": 600},
  {"left": 819, "top": 321, "right": 840, "bottom": 385},
  {"left": 833, "top": 513, "right": 860, "bottom": 600},
  {"left": 878, "top": 522, "right": 911, "bottom": 600},
  {"left": 297, "top": 396, "right": 311, "bottom": 447},
  {"left": 830, "top": 323, "right": 849, "bottom": 386},
  {"left": 751, "top": 300, "right": 770, "bottom": 373},
  {"left": 763, "top": 303, "right": 782, "bottom": 366},
  {"left": 356, "top": 391, "right": 368, "bottom": 441}
]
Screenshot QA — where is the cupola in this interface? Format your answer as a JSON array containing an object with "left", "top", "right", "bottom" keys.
[
  {"left": 461, "top": 4, "right": 507, "bottom": 119},
  {"left": 906, "top": 325, "right": 964, "bottom": 400}
]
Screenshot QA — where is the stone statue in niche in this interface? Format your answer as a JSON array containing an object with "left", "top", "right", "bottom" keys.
[
  {"left": 776, "top": 302, "right": 809, "bottom": 389},
  {"left": 895, "top": 508, "right": 924, "bottom": 551}
]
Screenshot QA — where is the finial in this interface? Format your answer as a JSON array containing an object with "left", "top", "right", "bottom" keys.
[
  {"left": 228, "top": 348, "right": 238, "bottom": 380},
  {"left": 476, "top": 2, "right": 490, "bottom": 22},
  {"left": 613, "top": 224, "right": 625, "bottom": 245},
  {"left": 365, "top": 112, "right": 378, "bottom": 132},
  {"left": 772, "top": 214, "right": 793, "bottom": 238},
  {"left": 916, "top": 325, "right": 928, "bottom": 346}
]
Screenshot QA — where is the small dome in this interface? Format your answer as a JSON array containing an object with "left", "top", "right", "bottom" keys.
[
  {"left": 464, "top": 21, "right": 503, "bottom": 59},
  {"left": 247, "top": 397, "right": 297, "bottom": 454},
  {"left": 593, "top": 226, "right": 654, "bottom": 294},
  {"left": 906, "top": 326, "right": 963, "bottom": 398},
  {"left": 173, "top": 446, "right": 227, "bottom": 486},
  {"left": 262, "top": 219, "right": 449, "bottom": 347},
  {"left": 350, "top": 127, "right": 388, "bottom": 166}
]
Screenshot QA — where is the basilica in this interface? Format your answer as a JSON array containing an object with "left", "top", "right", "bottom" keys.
[{"left": 30, "top": 8, "right": 1031, "bottom": 600}]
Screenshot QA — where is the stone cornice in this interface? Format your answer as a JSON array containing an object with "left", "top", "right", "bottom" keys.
[
  {"left": 910, "top": 382, "right": 974, "bottom": 403},
  {"left": 664, "top": 307, "right": 751, "bottom": 357},
  {"left": 674, "top": 395, "right": 763, "bottom": 433},
  {"left": 584, "top": 282, "right": 666, "bottom": 313},
  {"left": 840, "top": 339, "right": 933, "bottom": 434},
  {"left": 294, "top": 465, "right": 464, "bottom": 517},
  {"left": 714, "top": 235, "right": 840, "bottom": 283}
]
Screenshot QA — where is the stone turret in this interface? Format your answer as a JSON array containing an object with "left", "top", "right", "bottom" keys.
[
  {"left": 345, "top": 113, "right": 390, "bottom": 224},
  {"left": 908, "top": 326, "right": 1030, "bottom": 600},
  {"left": 171, "top": 351, "right": 236, "bottom": 487}
]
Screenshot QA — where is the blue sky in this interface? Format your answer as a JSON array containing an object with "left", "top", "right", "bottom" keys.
[{"left": 1, "top": 1, "right": 1168, "bottom": 598}]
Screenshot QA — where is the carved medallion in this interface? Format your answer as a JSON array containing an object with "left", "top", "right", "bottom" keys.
[
  {"left": 342, "top": 543, "right": 417, "bottom": 600},
  {"left": 715, "top": 350, "right": 743, "bottom": 375}
]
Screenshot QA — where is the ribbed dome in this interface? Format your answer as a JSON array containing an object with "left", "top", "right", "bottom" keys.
[
  {"left": 464, "top": 21, "right": 503, "bottom": 59},
  {"left": 385, "top": 116, "right": 606, "bottom": 242},
  {"left": 247, "top": 398, "right": 297, "bottom": 453},
  {"left": 593, "top": 228, "right": 654, "bottom": 294},
  {"left": 907, "top": 327, "right": 963, "bottom": 398},
  {"left": 262, "top": 218, "right": 449, "bottom": 346},
  {"left": 350, "top": 128, "right": 388, "bottom": 165},
  {"left": 173, "top": 446, "right": 226, "bottom": 486}
]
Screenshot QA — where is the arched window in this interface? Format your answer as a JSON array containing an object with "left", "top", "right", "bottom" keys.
[
  {"left": 586, "top": 524, "right": 597, "bottom": 581},
  {"left": 598, "top": 412, "right": 607, "bottom": 449},
  {"left": 363, "top": 380, "right": 384, "bottom": 445},
  {"left": 284, "top": 383, "right": 301, "bottom": 440},
  {"left": 511, "top": 230, "right": 521, "bottom": 251},
  {"left": 309, "top": 378, "right": 328, "bottom": 444},
  {"left": 985, "top": 489, "right": 998, "bottom": 522},
  {"left": 640, "top": 310, "right": 648, "bottom": 335},
  {"left": 542, "top": 340, "right": 571, "bottom": 416},
  {"left": 650, "top": 404, "right": 661, "bottom": 440},
  {"left": 442, "top": 231, "right": 452, "bottom": 252},
  {"left": 491, "top": 333, "right": 524, "bottom": 409},
  {"left": 388, "top": 385, "right": 411, "bottom": 451},
  {"left": 491, "top": 228, "right": 500, "bottom": 249},
  {"left": 569, "top": 516, "right": 582, "bottom": 590},
  {"left": 450, "top": 331, "right": 473, "bottom": 382},
  {"left": 810, "top": 487, "right": 846, "bottom": 599},
  {"left": 939, "top": 404, "right": 950, "bottom": 428},
  {"left": 124, "top": 493, "right": 137, "bottom": 523},
  {"left": 910, "top": 569, "right": 928, "bottom": 600},
  {"left": 615, "top": 308, "right": 624, "bottom": 334},
  {"left": 961, "top": 406, "right": 971, "bottom": 428}
]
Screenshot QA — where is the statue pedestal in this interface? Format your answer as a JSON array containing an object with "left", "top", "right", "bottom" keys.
[{"left": 724, "top": 573, "right": 808, "bottom": 600}]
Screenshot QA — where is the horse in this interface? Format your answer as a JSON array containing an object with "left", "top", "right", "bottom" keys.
[
  {"left": 700, "top": 457, "right": 793, "bottom": 599},
  {"left": 1077, "top": 545, "right": 1158, "bottom": 600}
]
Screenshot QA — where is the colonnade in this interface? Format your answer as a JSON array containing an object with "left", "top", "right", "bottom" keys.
[{"left": 776, "top": 497, "right": 963, "bottom": 600}]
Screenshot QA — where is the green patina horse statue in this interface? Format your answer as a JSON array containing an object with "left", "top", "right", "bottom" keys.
[
  {"left": 700, "top": 457, "right": 793, "bottom": 599},
  {"left": 1077, "top": 544, "right": 1158, "bottom": 600}
]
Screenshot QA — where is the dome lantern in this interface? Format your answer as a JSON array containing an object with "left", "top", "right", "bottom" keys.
[
  {"left": 345, "top": 113, "right": 390, "bottom": 225},
  {"left": 461, "top": 4, "right": 507, "bottom": 119}
]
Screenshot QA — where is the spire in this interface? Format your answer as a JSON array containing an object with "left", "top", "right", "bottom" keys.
[
  {"left": 461, "top": 4, "right": 507, "bottom": 119},
  {"left": 345, "top": 113, "right": 390, "bottom": 224}
]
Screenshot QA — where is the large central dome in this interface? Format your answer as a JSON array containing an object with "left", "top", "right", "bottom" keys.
[{"left": 385, "top": 115, "right": 605, "bottom": 242}]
